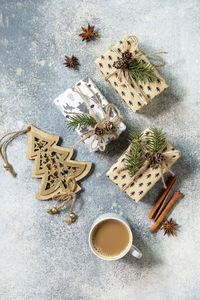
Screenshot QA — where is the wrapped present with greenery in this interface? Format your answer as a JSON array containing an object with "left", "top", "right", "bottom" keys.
[
  {"left": 106, "top": 128, "right": 181, "bottom": 202},
  {"left": 95, "top": 35, "right": 168, "bottom": 112},
  {"left": 54, "top": 78, "right": 126, "bottom": 152}
]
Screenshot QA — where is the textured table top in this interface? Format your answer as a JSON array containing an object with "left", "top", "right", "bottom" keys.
[{"left": 0, "top": 1, "right": 200, "bottom": 299}]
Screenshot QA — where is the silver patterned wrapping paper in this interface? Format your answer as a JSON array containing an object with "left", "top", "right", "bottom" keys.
[{"left": 54, "top": 78, "right": 126, "bottom": 151}]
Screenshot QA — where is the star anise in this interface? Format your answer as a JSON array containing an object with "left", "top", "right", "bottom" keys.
[
  {"left": 79, "top": 24, "right": 98, "bottom": 42},
  {"left": 64, "top": 56, "right": 79, "bottom": 69},
  {"left": 161, "top": 218, "right": 178, "bottom": 236}
]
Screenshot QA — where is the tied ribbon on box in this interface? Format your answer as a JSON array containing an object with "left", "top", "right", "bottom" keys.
[
  {"left": 65, "top": 83, "right": 124, "bottom": 152},
  {"left": 117, "top": 129, "right": 181, "bottom": 190},
  {"left": 105, "top": 36, "right": 167, "bottom": 106}
]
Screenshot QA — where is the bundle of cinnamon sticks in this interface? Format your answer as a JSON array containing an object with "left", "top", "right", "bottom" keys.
[{"left": 149, "top": 176, "right": 183, "bottom": 233}]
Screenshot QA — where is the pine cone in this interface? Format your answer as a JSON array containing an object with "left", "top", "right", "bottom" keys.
[
  {"left": 155, "top": 152, "right": 165, "bottom": 162},
  {"left": 113, "top": 59, "right": 125, "bottom": 69},
  {"left": 95, "top": 127, "right": 105, "bottom": 136},
  {"left": 104, "top": 121, "right": 115, "bottom": 131},
  {"left": 122, "top": 50, "right": 132, "bottom": 62},
  {"left": 145, "top": 152, "right": 153, "bottom": 162}
]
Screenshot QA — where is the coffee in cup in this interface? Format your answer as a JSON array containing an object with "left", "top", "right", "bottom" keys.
[
  {"left": 89, "top": 213, "right": 142, "bottom": 260},
  {"left": 91, "top": 219, "right": 130, "bottom": 257}
]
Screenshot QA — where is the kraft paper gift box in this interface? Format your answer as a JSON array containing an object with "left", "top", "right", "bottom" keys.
[
  {"left": 95, "top": 35, "right": 168, "bottom": 112},
  {"left": 54, "top": 78, "right": 126, "bottom": 152},
  {"left": 106, "top": 128, "right": 181, "bottom": 202}
]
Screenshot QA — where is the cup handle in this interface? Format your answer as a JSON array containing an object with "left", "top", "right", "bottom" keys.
[{"left": 130, "top": 245, "right": 142, "bottom": 259}]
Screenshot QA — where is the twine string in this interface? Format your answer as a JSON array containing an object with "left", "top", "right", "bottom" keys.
[
  {"left": 66, "top": 83, "right": 124, "bottom": 151},
  {"left": 105, "top": 35, "right": 167, "bottom": 105},
  {"left": 118, "top": 140, "right": 180, "bottom": 190},
  {"left": 0, "top": 126, "right": 31, "bottom": 177},
  {"left": 85, "top": 84, "right": 107, "bottom": 117},
  {"left": 71, "top": 84, "right": 103, "bottom": 121},
  {"left": 0, "top": 126, "right": 81, "bottom": 225},
  {"left": 47, "top": 177, "right": 78, "bottom": 225}
]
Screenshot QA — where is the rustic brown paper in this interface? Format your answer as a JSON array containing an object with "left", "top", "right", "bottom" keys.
[
  {"left": 106, "top": 129, "right": 181, "bottom": 202},
  {"left": 95, "top": 36, "right": 168, "bottom": 112}
]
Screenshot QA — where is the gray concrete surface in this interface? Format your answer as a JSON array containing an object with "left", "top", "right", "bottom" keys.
[{"left": 0, "top": 1, "right": 200, "bottom": 299}]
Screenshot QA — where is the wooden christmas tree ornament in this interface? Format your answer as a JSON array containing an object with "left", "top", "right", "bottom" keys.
[{"left": 0, "top": 125, "right": 92, "bottom": 224}]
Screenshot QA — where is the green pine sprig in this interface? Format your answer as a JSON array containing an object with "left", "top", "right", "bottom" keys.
[
  {"left": 125, "top": 59, "right": 156, "bottom": 83},
  {"left": 66, "top": 114, "right": 97, "bottom": 131},
  {"left": 146, "top": 128, "right": 166, "bottom": 154},
  {"left": 125, "top": 131, "right": 146, "bottom": 177},
  {"left": 124, "top": 128, "right": 166, "bottom": 176}
]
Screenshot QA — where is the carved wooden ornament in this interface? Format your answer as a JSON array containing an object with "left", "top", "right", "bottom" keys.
[{"left": 26, "top": 125, "right": 92, "bottom": 200}]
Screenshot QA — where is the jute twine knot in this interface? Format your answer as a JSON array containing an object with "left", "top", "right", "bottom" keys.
[
  {"left": 47, "top": 177, "right": 78, "bottom": 225},
  {"left": 118, "top": 140, "right": 181, "bottom": 190},
  {"left": 65, "top": 83, "right": 124, "bottom": 152},
  {"left": 105, "top": 35, "right": 168, "bottom": 106},
  {"left": 0, "top": 126, "right": 31, "bottom": 177}
]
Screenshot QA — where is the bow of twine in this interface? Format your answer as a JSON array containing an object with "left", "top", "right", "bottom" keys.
[
  {"left": 65, "top": 83, "right": 124, "bottom": 152},
  {"left": 47, "top": 177, "right": 78, "bottom": 225},
  {"left": 104, "top": 35, "right": 168, "bottom": 106},
  {"left": 117, "top": 140, "right": 181, "bottom": 190}
]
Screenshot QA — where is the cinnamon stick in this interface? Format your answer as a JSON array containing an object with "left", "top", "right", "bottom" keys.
[
  {"left": 148, "top": 176, "right": 176, "bottom": 221},
  {"left": 150, "top": 191, "right": 183, "bottom": 233}
]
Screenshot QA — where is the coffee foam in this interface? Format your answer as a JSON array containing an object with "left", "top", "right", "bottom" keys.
[
  {"left": 91, "top": 220, "right": 131, "bottom": 258},
  {"left": 92, "top": 236, "right": 130, "bottom": 258}
]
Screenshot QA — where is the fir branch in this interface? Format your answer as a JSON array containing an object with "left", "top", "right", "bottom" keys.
[
  {"left": 124, "top": 128, "right": 166, "bottom": 176},
  {"left": 125, "top": 131, "right": 145, "bottom": 176},
  {"left": 126, "top": 59, "right": 156, "bottom": 83},
  {"left": 66, "top": 114, "right": 97, "bottom": 131},
  {"left": 146, "top": 128, "right": 166, "bottom": 155}
]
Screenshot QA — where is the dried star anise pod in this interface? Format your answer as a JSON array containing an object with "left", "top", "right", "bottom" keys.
[
  {"left": 64, "top": 56, "right": 79, "bottom": 69},
  {"left": 104, "top": 121, "right": 115, "bottom": 131},
  {"left": 79, "top": 24, "right": 98, "bottom": 42},
  {"left": 122, "top": 50, "right": 132, "bottom": 62},
  {"left": 95, "top": 127, "right": 105, "bottom": 136},
  {"left": 161, "top": 218, "right": 178, "bottom": 236}
]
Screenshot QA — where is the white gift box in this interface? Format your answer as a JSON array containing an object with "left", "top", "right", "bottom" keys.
[{"left": 54, "top": 78, "right": 126, "bottom": 151}]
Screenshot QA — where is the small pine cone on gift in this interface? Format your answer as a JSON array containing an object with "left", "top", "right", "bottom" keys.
[
  {"left": 113, "top": 59, "right": 124, "bottom": 69},
  {"left": 122, "top": 50, "right": 132, "bottom": 62},
  {"left": 95, "top": 126, "right": 105, "bottom": 136},
  {"left": 145, "top": 152, "right": 153, "bottom": 162},
  {"left": 155, "top": 152, "right": 165, "bottom": 162},
  {"left": 104, "top": 121, "right": 115, "bottom": 131}
]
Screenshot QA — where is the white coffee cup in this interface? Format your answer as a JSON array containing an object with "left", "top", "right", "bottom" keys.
[{"left": 89, "top": 213, "right": 142, "bottom": 261}]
